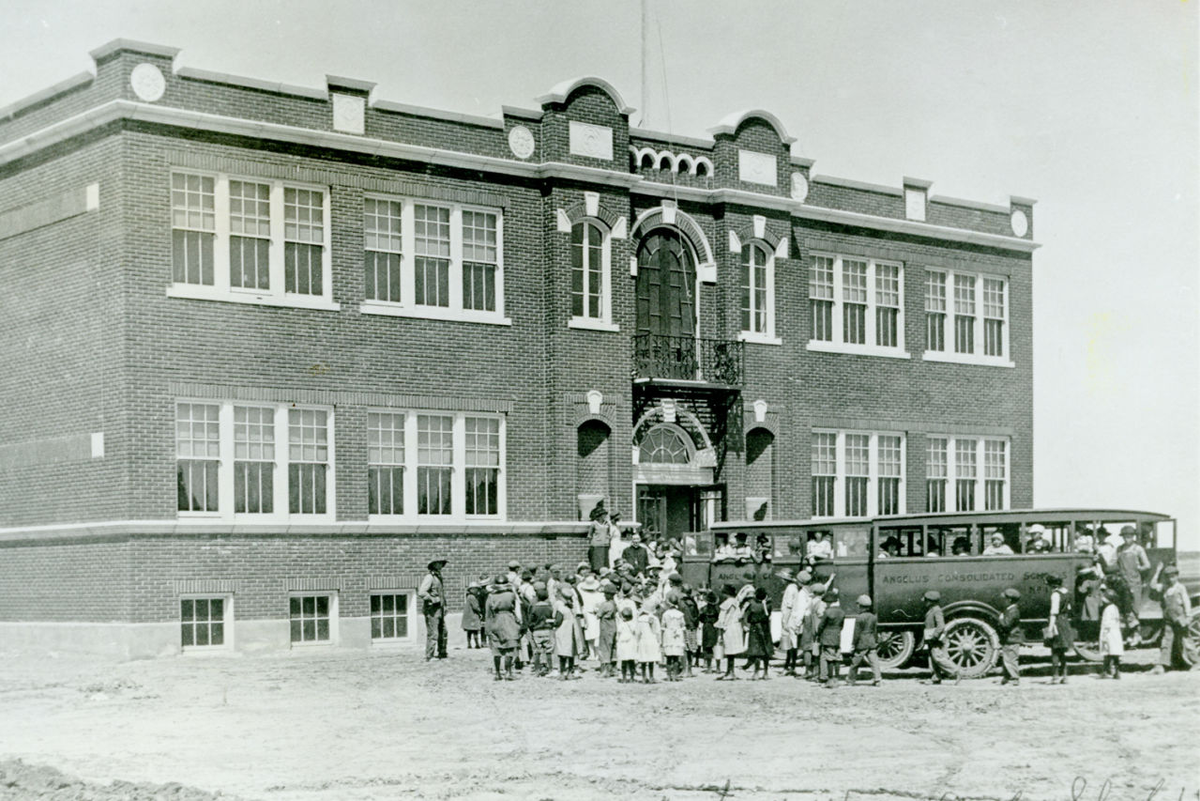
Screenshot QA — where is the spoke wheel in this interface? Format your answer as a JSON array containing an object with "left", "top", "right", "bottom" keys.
[
  {"left": 934, "top": 617, "right": 999, "bottom": 679},
  {"left": 876, "top": 630, "right": 916, "bottom": 670}
]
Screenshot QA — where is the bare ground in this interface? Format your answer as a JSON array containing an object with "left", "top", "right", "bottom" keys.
[{"left": 0, "top": 643, "right": 1196, "bottom": 800}]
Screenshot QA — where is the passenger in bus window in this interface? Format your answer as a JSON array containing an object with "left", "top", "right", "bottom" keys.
[
  {"left": 924, "top": 548, "right": 940, "bottom": 558},
  {"left": 732, "top": 533, "right": 755, "bottom": 561},
  {"left": 713, "top": 533, "right": 733, "bottom": 561},
  {"left": 878, "top": 537, "right": 899, "bottom": 559},
  {"left": 807, "top": 531, "right": 833, "bottom": 562},
  {"left": 1073, "top": 524, "right": 1096, "bottom": 554},
  {"left": 1025, "top": 525, "right": 1052, "bottom": 554},
  {"left": 983, "top": 532, "right": 1014, "bottom": 556},
  {"left": 951, "top": 538, "right": 971, "bottom": 557},
  {"left": 1096, "top": 527, "right": 1119, "bottom": 568}
]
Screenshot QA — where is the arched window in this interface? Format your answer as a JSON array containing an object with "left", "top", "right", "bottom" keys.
[
  {"left": 739, "top": 242, "right": 775, "bottom": 339},
  {"left": 577, "top": 419, "right": 612, "bottom": 511},
  {"left": 640, "top": 152, "right": 655, "bottom": 169},
  {"left": 570, "top": 221, "right": 611, "bottom": 327},
  {"left": 676, "top": 155, "right": 692, "bottom": 174},
  {"left": 657, "top": 154, "right": 673, "bottom": 171},
  {"left": 638, "top": 424, "right": 692, "bottom": 464},
  {"left": 746, "top": 427, "right": 775, "bottom": 519},
  {"left": 695, "top": 160, "right": 709, "bottom": 178}
]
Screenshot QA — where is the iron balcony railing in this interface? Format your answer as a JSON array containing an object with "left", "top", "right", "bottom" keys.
[{"left": 631, "top": 334, "right": 744, "bottom": 386}]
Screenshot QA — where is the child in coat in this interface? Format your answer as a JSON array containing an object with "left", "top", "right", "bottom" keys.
[
  {"left": 679, "top": 585, "right": 700, "bottom": 677},
  {"left": 615, "top": 607, "right": 639, "bottom": 683},
  {"left": 595, "top": 583, "right": 619, "bottom": 678},
  {"left": 553, "top": 588, "right": 581, "bottom": 680},
  {"left": 462, "top": 581, "right": 484, "bottom": 648},
  {"left": 635, "top": 603, "right": 663, "bottom": 683},
  {"left": 698, "top": 589, "right": 720, "bottom": 673},
  {"left": 1099, "top": 588, "right": 1124, "bottom": 679},
  {"left": 660, "top": 597, "right": 687, "bottom": 681},
  {"left": 848, "top": 594, "right": 881, "bottom": 686}
]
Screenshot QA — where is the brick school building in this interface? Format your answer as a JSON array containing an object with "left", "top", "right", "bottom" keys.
[{"left": 0, "top": 40, "right": 1037, "bottom": 657}]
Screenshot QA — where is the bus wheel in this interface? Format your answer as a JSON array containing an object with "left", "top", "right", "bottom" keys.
[
  {"left": 876, "top": 630, "right": 916, "bottom": 670},
  {"left": 1184, "top": 611, "right": 1200, "bottom": 668},
  {"left": 936, "top": 617, "right": 999, "bottom": 679}
]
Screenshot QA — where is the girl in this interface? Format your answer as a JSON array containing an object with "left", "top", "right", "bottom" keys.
[
  {"left": 635, "top": 602, "right": 663, "bottom": 683},
  {"left": 1045, "top": 574, "right": 1075, "bottom": 684},
  {"left": 698, "top": 589, "right": 720, "bottom": 673},
  {"left": 743, "top": 586, "right": 773, "bottom": 680},
  {"left": 679, "top": 585, "right": 700, "bottom": 677},
  {"left": 660, "top": 597, "right": 687, "bottom": 681},
  {"left": 615, "top": 607, "right": 639, "bottom": 683},
  {"left": 554, "top": 587, "right": 581, "bottom": 680},
  {"left": 462, "top": 579, "right": 484, "bottom": 648},
  {"left": 715, "top": 584, "right": 745, "bottom": 680},
  {"left": 1098, "top": 587, "right": 1124, "bottom": 679}
]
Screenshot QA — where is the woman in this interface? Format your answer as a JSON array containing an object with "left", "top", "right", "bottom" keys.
[
  {"left": 1045, "top": 574, "right": 1076, "bottom": 684},
  {"left": 743, "top": 587, "right": 774, "bottom": 679},
  {"left": 485, "top": 575, "right": 522, "bottom": 681},
  {"left": 715, "top": 584, "right": 746, "bottom": 680}
]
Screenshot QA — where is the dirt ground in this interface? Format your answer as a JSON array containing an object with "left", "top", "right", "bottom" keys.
[{"left": 1, "top": 643, "right": 1197, "bottom": 801}]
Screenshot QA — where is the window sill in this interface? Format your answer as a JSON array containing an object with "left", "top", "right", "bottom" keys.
[
  {"left": 360, "top": 300, "right": 512, "bottom": 326},
  {"left": 567, "top": 317, "right": 620, "bottom": 332},
  {"left": 167, "top": 284, "right": 341, "bottom": 311},
  {"left": 289, "top": 640, "right": 336, "bottom": 649},
  {"left": 922, "top": 351, "right": 1015, "bottom": 368},
  {"left": 176, "top": 514, "right": 339, "bottom": 528},
  {"left": 805, "top": 341, "right": 911, "bottom": 360},
  {"left": 366, "top": 515, "right": 506, "bottom": 524},
  {"left": 738, "top": 331, "right": 783, "bottom": 346}
]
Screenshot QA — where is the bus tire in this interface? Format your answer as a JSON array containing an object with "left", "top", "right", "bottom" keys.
[
  {"left": 935, "top": 617, "right": 999, "bottom": 679},
  {"left": 876, "top": 630, "right": 916, "bottom": 670}
]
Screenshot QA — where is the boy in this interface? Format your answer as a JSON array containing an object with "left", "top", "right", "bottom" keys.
[
  {"left": 817, "top": 587, "right": 845, "bottom": 687},
  {"left": 996, "top": 587, "right": 1023, "bottom": 685},
  {"left": 921, "top": 590, "right": 954, "bottom": 685},
  {"left": 526, "top": 584, "right": 556, "bottom": 677},
  {"left": 848, "top": 594, "right": 881, "bottom": 686},
  {"left": 802, "top": 583, "right": 827, "bottom": 680}
]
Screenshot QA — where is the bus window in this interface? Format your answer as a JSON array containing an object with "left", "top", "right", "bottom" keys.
[
  {"left": 773, "top": 532, "right": 804, "bottom": 560},
  {"left": 835, "top": 526, "right": 870, "bottom": 558},
  {"left": 1154, "top": 520, "right": 1175, "bottom": 550},
  {"left": 1022, "top": 521, "right": 1072, "bottom": 553},
  {"left": 928, "top": 525, "right": 972, "bottom": 557},
  {"left": 878, "top": 526, "right": 922, "bottom": 557},
  {"left": 980, "top": 523, "right": 1020, "bottom": 554},
  {"left": 806, "top": 530, "right": 834, "bottom": 562},
  {"left": 683, "top": 530, "right": 709, "bottom": 557}
]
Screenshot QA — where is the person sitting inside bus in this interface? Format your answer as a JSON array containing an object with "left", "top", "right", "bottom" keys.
[
  {"left": 924, "top": 548, "right": 941, "bottom": 558},
  {"left": 713, "top": 533, "right": 734, "bottom": 561},
  {"left": 1073, "top": 525, "right": 1096, "bottom": 554},
  {"left": 983, "top": 532, "right": 1015, "bottom": 556},
  {"left": 806, "top": 531, "right": 833, "bottom": 562},
  {"left": 878, "top": 537, "right": 900, "bottom": 559},
  {"left": 715, "top": 533, "right": 754, "bottom": 564},
  {"left": 1025, "top": 525, "right": 1052, "bottom": 553},
  {"left": 951, "top": 538, "right": 971, "bottom": 557},
  {"left": 753, "top": 534, "right": 772, "bottom": 564}
]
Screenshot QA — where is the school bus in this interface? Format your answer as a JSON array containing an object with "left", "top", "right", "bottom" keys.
[{"left": 679, "top": 509, "right": 1196, "bottom": 678}]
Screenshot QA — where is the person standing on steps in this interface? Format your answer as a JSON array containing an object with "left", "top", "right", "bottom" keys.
[{"left": 418, "top": 559, "right": 448, "bottom": 661}]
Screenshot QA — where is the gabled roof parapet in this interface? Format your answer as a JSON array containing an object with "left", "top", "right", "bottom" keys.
[
  {"left": 326, "top": 75, "right": 377, "bottom": 96},
  {"left": 89, "top": 38, "right": 180, "bottom": 63},
  {"left": 536, "top": 77, "right": 635, "bottom": 116},
  {"left": 1010, "top": 195, "right": 1038, "bottom": 206},
  {"left": 790, "top": 156, "right": 815, "bottom": 169},
  {"left": 501, "top": 105, "right": 544, "bottom": 121},
  {"left": 709, "top": 109, "right": 795, "bottom": 145}
]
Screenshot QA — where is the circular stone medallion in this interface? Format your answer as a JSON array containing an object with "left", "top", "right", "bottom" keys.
[
  {"left": 1010, "top": 209, "right": 1029, "bottom": 237},
  {"left": 508, "top": 125, "right": 535, "bottom": 159},
  {"left": 790, "top": 172, "right": 809, "bottom": 202},
  {"left": 130, "top": 63, "right": 166, "bottom": 102}
]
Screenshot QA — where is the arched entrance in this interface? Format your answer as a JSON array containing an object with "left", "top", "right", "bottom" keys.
[{"left": 632, "top": 407, "right": 726, "bottom": 543}]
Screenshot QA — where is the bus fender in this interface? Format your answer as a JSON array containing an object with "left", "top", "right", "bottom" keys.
[{"left": 942, "top": 600, "right": 1001, "bottom": 624}]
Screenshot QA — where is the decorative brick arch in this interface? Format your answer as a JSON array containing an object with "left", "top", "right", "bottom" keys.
[
  {"left": 562, "top": 201, "right": 620, "bottom": 231},
  {"left": 630, "top": 204, "right": 715, "bottom": 270},
  {"left": 709, "top": 109, "right": 796, "bottom": 145}
]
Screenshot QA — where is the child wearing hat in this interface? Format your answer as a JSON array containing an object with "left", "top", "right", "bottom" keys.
[
  {"left": 462, "top": 577, "right": 486, "bottom": 648},
  {"left": 553, "top": 586, "right": 582, "bottom": 680},
  {"left": 921, "top": 590, "right": 953, "bottom": 685},
  {"left": 744, "top": 586, "right": 774, "bottom": 680},
  {"left": 678, "top": 584, "right": 700, "bottom": 677},
  {"left": 816, "top": 587, "right": 845, "bottom": 687},
  {"left": 801, "top": 583, "right": 827, "bottom": 680},
  {"left": 595, "top": 582, "right": 619, "bottom": 678},
  {"left": 526, "top": 584, "right": 557, "bottom": 677},
  {"left": 1045, "top": 574, "right": 1074, "bottom": 684},
  {"left": 715, "top": 584, "right": 746, "bottom": 680},
  {"left": 698, "top": 588, "right": 720, "bottom": 673},
  {"left": 635, "top": 600, "right": 663, "bottom": 683},
  {"left": 848, "top": 594, "right": 881, "bottom": 686},
  {"left": 1098, "top": 587, "right": 1124, "bottom": 679},
  {"left": 660, "top": 596, "right": 686, "bottom": 681},
  {"left": 996, "top": 587, "right": 1023, "bottom": 685},
  {"left": 616, "top": 607, "right": 638, "bottom": 682}
]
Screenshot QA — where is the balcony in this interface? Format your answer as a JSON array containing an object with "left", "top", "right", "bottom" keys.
[{"left": 631, "top": 334, "right": 743, "bottom": 388}]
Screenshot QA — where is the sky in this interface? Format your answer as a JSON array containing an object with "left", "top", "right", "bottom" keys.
[{"left": 2, "top": 1, "right": 1197, "bottom": 548}]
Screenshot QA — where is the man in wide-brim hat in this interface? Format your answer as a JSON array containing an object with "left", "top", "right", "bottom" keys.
[{"left": 418, "top": 558, "right": 449, "bottom": 660}]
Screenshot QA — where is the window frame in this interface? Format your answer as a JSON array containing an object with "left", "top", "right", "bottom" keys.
[
  {"left": 922, "top": 268, "right": 1013, "bottom": 367},
  {"left": 179, "top": 594, "right": 233, "bottom": 653},
  {"left": 175, "top": 400, "right": 336, "bottom": 524},
  {"left": 365, "top": 408, "right": 507, "bottom": 523},
  {"left": 359, "top": 194, "right": 510, "bottom": 326},
  {"left": 369, "top": 590, "right": 417, "bottom": 644},
  {"left": 926, "top": 434, "right": 1011, "bottom": 513},
  {"left": 737, "top": 241, "right": 779, "bottom": 344},
  {"left": 288, "top": 591, "right": 339, "bottom": 647},
  {"left": 810, "top": 429, "right": 907, "bottom": 518},
  {"left": 168, "top": 171, "right": 338, "bottom": 311},
  {"left": 805, "top": 253, "right": 908, "bottom": 358},
  {"left": 567, "top": 219, "right": 618, "bottom": 332}
]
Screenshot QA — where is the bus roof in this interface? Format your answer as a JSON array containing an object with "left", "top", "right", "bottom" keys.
[{"left": 708, "top": 508, "right": 1171, "bottom": 531}]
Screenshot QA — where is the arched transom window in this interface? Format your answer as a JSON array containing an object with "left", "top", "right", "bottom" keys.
[{"left": 638, "top": 424, "right": 693, "bottom": 464}]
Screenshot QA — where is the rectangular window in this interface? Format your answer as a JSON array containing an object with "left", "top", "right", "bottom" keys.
[
  {"left": 464, "top": 416, "right": 500, "bottom": 516},
  {"left": 284, "top": 188, "right": 325, "bottom": 296},
  {"left": 176, "top": 402, "right": 220, "bottom": 513},
  {"left": 844, "top": 433, "right": 870, "bottom": 516},
  {"left": 809, "top": 255, "right": 835, "bottom": 342},
  {"left": 984, "top": 439, "right": 1007, "bottom": 511},
  {"left": 878, "top": 435, "right": 902, "bottom": 515},
  {"left": 171, "top": 173, "right": 215, "bottom": 286},
  {"left": 417, "top": 414, "right": 454, "bottom": 515},
  {"left": 180, "top": 597, "right": 225, "bottom": 648},
  {"left": 842, "top": 259, "right": 868, "bottom": 345},
  {"left": 811, "top": 432, "right": 837, "bottom": 518},
  {"left": 925, "top": 271, "right": 946, "bottom": 353},
  {"left": 954, "top": 438, "right": 977, "bottom": 512},
  {"left": 368, "top": 412, "right": 405, "bottom": 516},
  {"left": 571, "top": 222, "right": 605, "bottom": 319},
  {"left": 461, "top": 210, "right": 497, "bottom": 312},
  {"left": 875, "top": 263, "right": 900, "bottom": 348},
  {"left": 414, "top": 204, "right": 451, "bottom": 307},
  {"left": 983, "top": 277, "right": 1006, "bottom": 357},
  {"left": 228, "top": 180, "right": 271, "bottom": 290},
  {"left": 288, "top": 409, "right": 329, "bottom": 515},
  {"left": 740, "top": 244, "right": 771, "bottom": 335},
  {"left": 233, "top": 406, "right": 274, "bottom": 514},
  {"left": 954, "top": 274, "right": 976, "bottom": 355},
  {"left": 926, "top": 437, "right": 947, "bottom": 513},
  {"left": 370, "top": 592, "right": 412, "bottom": 640},
  {"left": 289, "top": 594, "right": 332, "bottom": 644},
  {"left": 364, "top": 197, "right": 403, "bottom": 303}
]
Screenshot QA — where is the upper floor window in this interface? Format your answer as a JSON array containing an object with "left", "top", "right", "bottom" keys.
[
  {"left": 361, "top": 196, "right": 507, "bottom": 325},
  {"left": 924, "top": 269, "right": 1011, "bottom": 366},
  {"left": 807, "top": 254, "right": 906, "bottom": 358},
  {"left": 368, "top": 409, "right": 506, "bottom": 521},
  {"left": 169, "top": 172, "right": 335, "bottom": 310},
  {"left": 739, "top": 243, "right": 775, "bottom": 342},
  {"left": 926, "top": 434, "right": 1009, "bottom": 513},
  {"left": 811, "top": 429, "right": 906, "bottom": 518},
  {"left": 176, "top": 401, "right": 335, "bottom": 522},
  {"left": 569, "top": 221, "right": 614, "bottom": 330}
]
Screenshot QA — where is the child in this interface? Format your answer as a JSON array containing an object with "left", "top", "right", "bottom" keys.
[
  {"left": 715, "top": 584, "right": 745, "bottom": 680},
  {"left": 595, "top": 582, "right": 619, "bottom": 678},
  {"left": 660, "top": 597, "right": 686, "bottom": 681},
  {"left": 615, "top": 606, "right": 639, "bottom": 683},
  {"left": 817, "top": 587, "right": 845, "bottom": 687},
  {"left": 1099, "top": 587, "right": 1124, "bottom": 679},
  {"left": 996, "top": 587, "right": 1023, "bottom": 686},
  {"left": 848, "top": 594, "right": 881, "bottom": 686},
  {"left": 802, "top": 584, "right": 827, "bottom": 680},
  {"left": 526, "top": 584, "right": 556, "bottom": 677},
  {"left": 553, "top": 587, "right": 581, "bottom": 680},
  {"left": 743, "top": 587, "right": 773, "bottom": 680},
  {"left": 699, "top": 589, "right": 720, "bottom": 673},
  {"left": 679, "top": 585, "right": 700, "bottom": 677},
  {"left": 462, "top": 579, "right": 484, "bottom": 648},
  {"left": 635, "top": 602, "right": 663, "bottom": 683}
]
